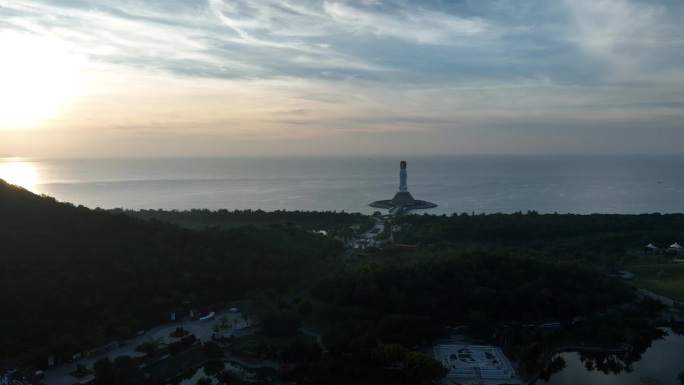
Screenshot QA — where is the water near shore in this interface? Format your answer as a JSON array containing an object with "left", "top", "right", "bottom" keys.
[
  {"left": 3, "top": 155, "right": 684, "bottom": 214},
  {"left": 540, "top": 328, "right": 684, "bottom": 385}
]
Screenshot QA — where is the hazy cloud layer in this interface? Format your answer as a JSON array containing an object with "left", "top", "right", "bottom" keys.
[{"left": 1, "top": 0, "right": 683, "bottom": 156}]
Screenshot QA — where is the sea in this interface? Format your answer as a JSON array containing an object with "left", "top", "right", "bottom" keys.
[{"left": 2, "top": 155, "right": 684, "bottom": 215}]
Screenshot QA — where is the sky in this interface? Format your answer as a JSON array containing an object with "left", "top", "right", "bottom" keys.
[{"left": 0, "top": 0, "right": 683, "bottom": 158}]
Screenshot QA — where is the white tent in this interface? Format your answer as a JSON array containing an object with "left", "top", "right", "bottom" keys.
[
  {"left": 646, "top": 243, "right": 657, "bottom": 249},
  {"left": 669, "top": 242, "right": 682, "bottom": 249}
]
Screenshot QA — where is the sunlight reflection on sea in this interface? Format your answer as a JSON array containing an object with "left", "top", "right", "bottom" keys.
[
  {"left": 0, "top": 158, "right": 39, "bottom": 191},
  {"left": 7, "top": 155, "right": 684, "bottom": 215}
]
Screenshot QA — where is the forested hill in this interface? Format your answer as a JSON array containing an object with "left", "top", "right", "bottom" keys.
[
  {"left": 0, "top": 180, "right": 340, "bottom": 363},
  {"left": 112, "top": 208, "right": 372, "bottom": 232},
  {"left": 395, "top": 212, "right": 684, "bottom": 266}
]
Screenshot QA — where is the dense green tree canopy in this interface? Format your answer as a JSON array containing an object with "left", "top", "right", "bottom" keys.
[
  {"left": 313, "top": 252, "right": 633, "bottom": 326},
  {"left": 403, "top": 351, "right": 449, "bottom": 384},
  {"left": 0, "top": 181, "right": 340, "bottom": 362},
  {"left": 112, "top": 207, "right": 372, "bottom": 233},
  {"left": 0, "top": 179, "right": 662, "bottom": 385},
  {"left": 394, "top": 211, "right": 684, "bottom": 266}
]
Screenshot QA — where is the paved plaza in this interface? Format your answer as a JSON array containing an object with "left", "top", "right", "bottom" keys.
[{"left": 433, "top": 344, "right": 517, "bottom": 383}]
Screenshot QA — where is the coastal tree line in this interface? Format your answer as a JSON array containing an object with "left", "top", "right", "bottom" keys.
[
  {"left": 394, "top": 211, "right": 684, "bottom": 266},
  {"left": 112, "top": 207, "right": 373, "bottom": 234}
]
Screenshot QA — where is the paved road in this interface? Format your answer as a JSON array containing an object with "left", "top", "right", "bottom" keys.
[
  {"left": 42, "top": 312, "right": 247, "bottom": 385},
  {"left": 301, "top": 324, "right": 327, "bottom": 353}
]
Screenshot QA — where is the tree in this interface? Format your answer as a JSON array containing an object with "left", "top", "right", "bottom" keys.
[
  {"left": 203, "top": 341, "right": 224, "bottom": 358},
  {"left": 376, "top": 314, "right": 438, "bottom": 347},
  {"left": 135, "top": 337, "right": 164, "bottom": 355},
  {"left": 516, "top": 342, "right": 542, "bottom": 373},
  {"left": 298, "top": 300, "right": 313, "bottom": 315},
  {"left": 539, "top": 355, "right": 567, "bottom": 381},
  {"left": 467, "top": 311, "right": 493, "bottom": 340},
  {"left": 287, "top": 342, "right": 322, "bottom": 362},
  {"left": 678, "top": 370, "right": 684, "bottom": 385},
  {"left": 260, "top": 309, "right": 301, "bottom": 337},
  {"left": 220, "top": 315, "right": 229, "bottom": 328},
  {"left": 48, "top": 333, "right": 79, "bottom": 359},
  {"left": 93, "top": 357, "right": 116, "bottom": 385},
  {"left": 372, "top": 343, "right": 407, "bottom": 366},
  {"left": 323, "top": 319, "right": 375, "bottom": 357},
  {"left": 169, "top": 334, "right": 197, "bottom": 355},
  {"left": 242, "top": 310, "right": 252, "bottom": 328},
  {"left": 113, "top": 355, "right": 142, "bottom": 385},
  {"left": 195, "top": 378, "right": 212, "bottom": 385},
  {"left": 403, "top": 351, "right": 449, "bottom": 384},
  {"left": 217, "top": 370, "right": 245, "bottom": 385}
]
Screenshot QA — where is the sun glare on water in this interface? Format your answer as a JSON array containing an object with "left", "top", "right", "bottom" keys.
[
  {"left": 0, "top": 34, "right": 79, "bottom": 128},
  {"left": 0, "top": 160, "right": 38, "bottom": 191}
]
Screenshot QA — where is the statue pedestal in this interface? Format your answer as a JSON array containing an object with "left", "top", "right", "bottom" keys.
[{"left": 391, "top": 191, "right": 415, "bottom": 205}]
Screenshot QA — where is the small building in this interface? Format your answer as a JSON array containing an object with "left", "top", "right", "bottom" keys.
[
  {"left": 644, "top": 243, "right": 658, "bottom": 253},
  {"left": 667, "top": 243, "right": 684, "bottom": 256}
]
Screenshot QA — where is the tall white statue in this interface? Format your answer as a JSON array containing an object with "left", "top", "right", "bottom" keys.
[
  {"left": 399, "top": 160, "right": 407, "bottom": 192},
  {"left": 369, "top": 159, "right": 437, "bottom": 214}
]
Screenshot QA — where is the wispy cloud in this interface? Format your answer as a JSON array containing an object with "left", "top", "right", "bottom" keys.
[
  {"left": 561, "top": 0, "right": 684, "bottom": 80},
  {"left": 1, "top": 0, "right": 683, "bottom": 156},
  {"left": 322, "top": 1, "right": 493, "bottom": 45}
]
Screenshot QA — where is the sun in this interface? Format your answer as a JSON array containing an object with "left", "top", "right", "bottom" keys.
[
  {"left": 0, "top": 160, "right": 38, "bottom": 191},
  {"left": 0, "top": 33, "right": 79, "bottom": 128}
]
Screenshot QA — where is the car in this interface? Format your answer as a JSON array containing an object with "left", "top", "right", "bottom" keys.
[{"left": 228, "top": 307, "right": 238, "bottom": 312}]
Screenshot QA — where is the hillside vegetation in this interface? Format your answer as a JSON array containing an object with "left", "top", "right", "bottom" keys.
[
  {"left": 112, "top": 207, "right": 373, "bottom": 233},
  {"left": 395, "top": 211, "right": 684, "bottom": 267},
  {"left": 1, "top": 179, "right": 670, "bottom": 384},
  {"left": 0, "top": 180, "right": 340, "bottom": 362}
]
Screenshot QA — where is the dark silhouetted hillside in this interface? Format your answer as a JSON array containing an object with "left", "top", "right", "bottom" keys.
[{"left": 0, "top": 180, "right": 339, "bottom": 363}]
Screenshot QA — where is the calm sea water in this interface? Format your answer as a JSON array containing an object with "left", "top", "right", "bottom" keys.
[{"left": 3, "top": 155, "right": 684, "bottom": 214}]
